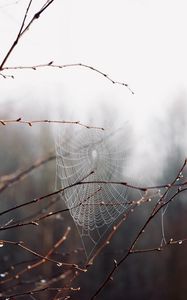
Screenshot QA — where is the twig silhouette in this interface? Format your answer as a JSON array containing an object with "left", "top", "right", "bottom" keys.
[
  {"left": 0, "top": 0, "right": 55, "bottom": 70},
  {"left": 86, "top": 194, "right": 152, "bottom": 267},
  {"left": 1, "top": 171, "right": 186, "bottom": 224},
  {"left": 90, "top": 160, "right": 187, "bottom": 299},
  {"left": 0, "top": 235, "right": 85, "bottom": 276},
  {"left": 4, "top": 285, "right": 80, "bottom": 299},
  {"left": 0, "top": 118, "right": 104, "bottom": 130},
  {"left": 0, "top": 227, "right": 76, "bottom": 288},
  {"left": 0, "top": 0, "right": 133, "bottom": 94},
  {"left": 0, "top": 153, "right": 55, "bottom": 194},
  {"left": 2, "top": 63, "right": 134, "bottom": 94}
]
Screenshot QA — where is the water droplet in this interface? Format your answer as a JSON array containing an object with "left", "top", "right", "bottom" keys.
[
  {"left": 31, "top": 221, "right": 39, "bottom": 226},
  {"left": 0, "top": 242, "right": 4, "bottom": 248},
  {"left": 40, "top": 279, "right": 46, "bottom": 284},
  {"left": 57, "top": 262, "right": 62, "bottom": 267},
  {"left": 55, "top": 214, "right": 62, "bottom": 220},
  {"left": 91, "top": 149, "right": 97, "bottom": 160},
  {"left": 27, "top": 265, "right": 31, "bottom": 269},
  {"left": 178, "top": 240, "right": 183, "bottom": 245},
  {"left": 0, "top": 272, "right": 7, "bottom": 278}
]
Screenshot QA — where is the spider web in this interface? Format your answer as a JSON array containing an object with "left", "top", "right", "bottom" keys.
[{"left": 55, "top": 125, "right": 131, "bottom": 258}]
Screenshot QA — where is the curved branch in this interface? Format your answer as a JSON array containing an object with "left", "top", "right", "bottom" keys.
[
  {"left": 2, "top": 63, "right": 134, "bottom": 94},
  {"left": 0, "top": 118, "right": 104, "bottom": 130}
]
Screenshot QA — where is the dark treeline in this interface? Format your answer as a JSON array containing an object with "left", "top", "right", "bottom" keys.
[{"left": 0, "top": 98, "right": 187, "bottom": 300}]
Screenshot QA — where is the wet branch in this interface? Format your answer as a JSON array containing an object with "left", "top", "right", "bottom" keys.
[{"left": 90, "top": 160, "right": 187, "bottom": 299}]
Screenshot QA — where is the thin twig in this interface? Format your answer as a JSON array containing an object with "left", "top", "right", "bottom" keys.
[
  {"left": 0, "top": 171, "right": 94, "bottom": 219},
  {"left": 90, "top": 160, "right": 187, "bottom": 299},
  {"left": 0, "top": 187, "right": 103, "bottom": 230},
  {"left": 2, "top": 63, "right": 134, "bottom": 93},
  {"left": 1, "top": 171, "right": 186, "bottom": 222},
  {"left": 0, "top": 0, "right": 33, "bottom": 69},
  {"left": 0, "top": 154, "right": 55, "bottom": 194},
  {"left": 0, "top": 118, "right": 104, "bottom": 130},
  {"left": 0, "top": 238, "right": 82, "bottom": 271},
  {"left": 86, "top": 195, "right": 151, "bottom": 267},
  {"left": 4, "top": 285, "right": 80, "bottom": 299},
  {"left": 0, "top": 0, "right": 55, "bottom": 70},
  {"left": 0, "top": 228, "right": 76, "bottom": 286},
  {"left": 0, "top": 237, "right": 86, "bottom": 286},
  {"left": 130, "top": 236, "right": 187, "bottom": 254}
]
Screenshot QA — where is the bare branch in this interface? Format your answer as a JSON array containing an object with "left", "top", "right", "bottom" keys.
[
  {"left": 1, "top": 167, "right": 186, "bottom": 223},
  {"left": 4, "top": 285, "right": 80, "bottom": 299},
  {"left": 0, "top": 228, "right": 78, "bottom": 287},
  {"left": 90, "top": 160, "right": 187, "bottom": 299},
  {"left": 2, "top": 63, "right": 134, "bottom": 93},
  {"left": 0, "top": 233, "right": 86, "bottom": 282},
  {"left": 0, "top": 0, "right": 33, "bottom": 69},
  {"left": 0, "top": 240, "right": 72, "bottom": 268},
  {"left": 0, "top": 118, "right": 104, "bottom": 130},
  {"left": 0, "top": 0, "right": 55, "bottom": 70},
  {"left": 0, "top": 154, "right": 55, "bottom": 194}
]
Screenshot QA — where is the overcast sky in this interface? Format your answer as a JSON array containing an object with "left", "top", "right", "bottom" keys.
[{"left": 0, "top": 0, "right": 186, "bottom": 182}]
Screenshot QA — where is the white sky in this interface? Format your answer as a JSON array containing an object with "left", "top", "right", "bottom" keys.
[{"left": 0, "top": 0, "right": 187, "bottom": 181}]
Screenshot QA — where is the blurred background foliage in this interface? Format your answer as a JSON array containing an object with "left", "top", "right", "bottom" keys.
[{"left": 0, "top": 96, "right": 187, "bottom": 299}]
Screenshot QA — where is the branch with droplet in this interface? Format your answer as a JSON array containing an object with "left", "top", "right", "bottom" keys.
[
  {"left": 0, "top": 227, "right": 85, "bottom": 287},
  {"left": 0, "top": 168, "right": 186, "bottom": 229},
  {"left": 90, "top": 159, "right": 187, "bottom": 299}
]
